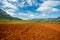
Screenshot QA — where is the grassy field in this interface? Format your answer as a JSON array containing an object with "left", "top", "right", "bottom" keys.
[{"left": 0, "top": 19, "right": 30, "bottom": 24}]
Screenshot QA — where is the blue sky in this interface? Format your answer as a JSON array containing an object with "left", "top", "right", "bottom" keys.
[{"left": 0, "top": 0, "right": 60, "bottom": 20}]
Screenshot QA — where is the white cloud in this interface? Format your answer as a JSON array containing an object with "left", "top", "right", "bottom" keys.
[
  {"left": 6, "top": 9, "right": 15, "bottom": 13},
  {"left": 28, "top": 14, "right": 35, "bottom": 17},
  {"left": 18, "top": 11, "right": 37, "bottom": 19},
  {"left": 3, "top": 2, "right": 17, "bottom": 10},
  {"left": 6, "top": 11, "right": 15, "bottom": 16},
  {"left": 25, "top": 0, "right": 32, "bottom": 6},
  {"left": 52, "top": 8, "right": 60, "bottom": 11},
  {"left": 37, "top": 7, "right": 60, "bottom": 12},
  {"left": 5, "top": 9, "right": 16, "bottom": 16},
  {"left": 18, "top": 11, "right": 35, "bottom": 17},
  {"left": 40, "top": 0, "right": 60, "bottom": 1},
  {"left": 25, "top": 0, "right": 39, "bottom": 6},
  {"left": 18, "top": 2, "right": 25, "bottom": 8},
  {"left": 36, "top": 1, "right": 60, "bottom": 17},
  {"left": 19, "top": 13, "right": 28, "bottom": 16},
  {"left": 36, "top": 1, "right": 60, "bottom": 12},
  {"left": 41, "top": 1, "right": 60, "bottom": 7},
  {"left": 27, "top": 11, "right": 37, "bottom": 19},
  {"left": 0, "top": 0, "right": 17, "bottom": 17},
  {"left": 32, "top": 0, "right": 40, "bottom": 6},
  {"left": 8, "top": 0, "right": 17, "bottom": 2},
  {"left": 41, "top": 13, "right": 47, "bottom": 16},
  {"left": 1, "top": 0, "right": 17, "bottom": 10}
]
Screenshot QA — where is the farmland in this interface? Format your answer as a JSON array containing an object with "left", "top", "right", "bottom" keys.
[{"left": 0, "top": 22, "right": 60, "bottom": 40}]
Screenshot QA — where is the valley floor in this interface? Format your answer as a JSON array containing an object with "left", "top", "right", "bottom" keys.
[{"left": 0, "top": 22, "right": 60, "bottom": 40}]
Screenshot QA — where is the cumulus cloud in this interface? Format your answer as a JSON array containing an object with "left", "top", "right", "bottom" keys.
[
  {"left": 18, "top": 2, "right": 25, "bottom": 8},
  {"left": 41, "top": 1, "right": 60, "bottom": 7},
  {"left": 19, "top": 12, "right": 28, "bottom": 16},
  {"left": 18, "top": 11, "right": 37, "bottom": 19},
  {"left": 18, "top": 11, "right": 35, "bottom": 17},
  {"left": 1, "top": 0, "right": 17, "bottom": 10},
  {"left": 18, "top": 0, "right": 40, "bottom": 7},
  {"left": 27, "top": 11, "right": 36, "bottom": 18},
  {"left": 32, "top": 0, "right": 40, "bottom": 6},
  {"left": 5, "top": 9, "right": 16, "bottom": 16},
  {"left": 25, "top": 0, "right": 32, "bottom": 6},
  {"left": 18, "top": 0, "right": 33, "bottom": 8},
  {"left": 8, "top": 0, "right": 17, "bottom": 2},
  {"left": 28, "top": 14, "right": 35, "bottom": 18},
  {"left": 41, "top": 13, "right": 47, "bottom": 16},
  {"left": 40, "top": 0, "right": 60, "bottom": 1},
  {"left": 37, "top": 7, "right": 60, "bottom": 12},
  {"left": 6, "top": 11, "right": 15, "bottom": 16},
  {"left": 0, "top": 0, "right": 18, "bottom": 17},
  {"left": 36, "top": 1, "right": 60, "bottom": 13},
  {"left": 36, "top": 1, "right": 60, "bottom": 17}
]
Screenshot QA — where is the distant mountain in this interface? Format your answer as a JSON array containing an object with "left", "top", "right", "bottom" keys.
[
  {"left": 57, "top": 17, "right": 60, "bottom": 19},
  {"left": 56, "top": 17, "right": 60, "bottom": 22},
  {"left": 0, "top": 9, "right": 22, "bottom": 20},
  {"left": 31, "top": 17, "right": 60, "bottom": 23}
]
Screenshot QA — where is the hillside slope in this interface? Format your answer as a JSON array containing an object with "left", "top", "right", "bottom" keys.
[
  {"left": 31, "top": 17, "right": 60, "bottom": 23},
  {"left": 0, "top": 9, "right": 21, "bottom": 20}
]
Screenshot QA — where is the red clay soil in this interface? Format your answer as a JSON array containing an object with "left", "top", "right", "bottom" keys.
[{"left": 0, "top": 22, "right": 60, "bottom": 40}]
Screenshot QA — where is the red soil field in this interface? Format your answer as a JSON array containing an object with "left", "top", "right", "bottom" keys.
[{"left": 0, "top": 22, "right": 60, "bottom": 40}]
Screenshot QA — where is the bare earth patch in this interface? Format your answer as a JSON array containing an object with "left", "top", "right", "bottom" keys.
[{"left": 0, "top": 22, "right": 60, "bottom": 40}]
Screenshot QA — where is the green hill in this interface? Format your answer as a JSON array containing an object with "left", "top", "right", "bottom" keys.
[
  {"left": 0, "top": 9, "right": 22, "bottom": 22},
  {"left": 31, "top": 17, "right": 60, "bottom": 23}
]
